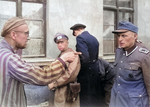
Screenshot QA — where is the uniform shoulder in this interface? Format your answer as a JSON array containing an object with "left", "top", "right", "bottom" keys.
[
  {"left": 138, "top": 47, "right": 149, "bottom": 54},
  {"left": 116, "top": 47, "right": 122, "bottom": 51},
  {"left": 77, "top": 34, "right": 84, "bottom": 39},
  {"left": 62, "top": 48, "right": 74, "bottom": 54}
]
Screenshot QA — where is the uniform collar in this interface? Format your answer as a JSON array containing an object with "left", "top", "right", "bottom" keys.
[
  {"left": 81, "top": 31, "right": 89, "bottom": 35},
  {"left": 124, "top": 44, "right": 138, "bottom": 56}
]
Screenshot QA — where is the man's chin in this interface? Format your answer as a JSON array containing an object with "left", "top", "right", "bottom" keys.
[
  {"left": 21, "top": 47, "right": 26, "bottom": 49},
  {"left": 17, "top": 46, "right": 26, "bottom": 49},
  {"left": 59, "top": 48, "right": 63, "bottom": 51},
  {"left": 119, "top": 45, "right": 124, "bottom": 48}
]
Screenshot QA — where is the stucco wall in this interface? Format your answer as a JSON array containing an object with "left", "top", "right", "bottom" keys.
[
  {"left": 135, "top": 0, "right": 150, "bottom": 49},
  {"left": 25, "top": 1, "right": 103, "bottom": 106},
  {"left": 46, "top": 0, "right": 103, "bottom": 58}
]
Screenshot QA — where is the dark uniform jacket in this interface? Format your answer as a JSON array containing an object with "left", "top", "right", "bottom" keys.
[
  {"left": 110, "top": 44, "right": 150, "bottom": 107},
  {"left": 76, "top": 31, "right": 114, "bottom": 107}
]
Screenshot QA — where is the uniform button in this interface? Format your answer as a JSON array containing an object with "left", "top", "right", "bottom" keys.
[
  {"left": 89, "top": 67, "right": 91, "bottom": 69},
  {"left": 118, "top": 84, "right": 120, "bottom": 86},
  {"left": 121, "top": 61, "right": 123, "bottom": 63},
  {"left": 129, "top": 74, "right": 133, "bottom": 78},
  {"left": 139, "top": 95, "right": 142, "bottom": 97},
  {"left": 90, "top": 75, "right": 92, "bottom": 76},
  {"left": 123, "top": 53, "right": 125, "bottom": 55},
  {"left": 119, "top": 68, "right": 121, "bottom": 70},
  {"left": 118, "top": 91, "right": 120, "bottom": 93},
  {"left": 93, "top": 60, "right": 96, "bottom": 62},
  {"left": 118, "top": 76, "right": 120, "bottom": 78}
]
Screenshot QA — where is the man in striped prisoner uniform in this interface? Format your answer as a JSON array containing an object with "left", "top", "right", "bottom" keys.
[{"left": 0, "top": 17, "right": 79, "bottom": 107}]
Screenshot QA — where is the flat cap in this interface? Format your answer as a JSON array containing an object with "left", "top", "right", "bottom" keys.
[
  {"left": 54, "top": 32, "right": 68, "bottom": 43},
  {"left": 112, "top": 21, "right": 138, "bottom": 34},
  {"left": 70, "top": 23, "right": 86, "bottom": 30}
]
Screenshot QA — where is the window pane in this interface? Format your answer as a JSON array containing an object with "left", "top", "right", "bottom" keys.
[
  {"left": 103, "top": 10, "right": 114, "bottom": 39},
  {"left": 118, "top": 0, "right": 133, "bottom": 8},
  {"left": 104, "top": 0, "right": 116, "bottom": 6},
  {"left": 119, "top": 12, "right": 133, "bottom": 22},
  {"left": 22, "top": 2, "right": 43, "bottom": 19},
  {"left": 103, "top": 10, "right": 115, "bottom": 54},
  {"left": 22, "top": 2, "right": 45, "bottom": 57},
  {"left": 22, "top": 39, "right": 44, "bottom": 56},
  {"left": 0, "top": 1, "right": 16, "bottom": 16},
  {"left": 0, "top": 1, "right": 16, "bottom": 39},
  {"left": 26, "top": 20, "right": 44, "bottom": 38}
]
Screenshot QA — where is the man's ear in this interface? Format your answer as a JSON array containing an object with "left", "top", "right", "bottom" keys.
[
  {"left": 134, "top": 34, "right": 138, "bottom": 39},
  {"left": 10, "top": 31, "right": 17, "bottom": 40}
]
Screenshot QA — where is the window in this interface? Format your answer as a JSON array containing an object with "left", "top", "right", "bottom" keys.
[
  {"left": 0, "top": 0, "right": 46, "bottom": 57},
  {"left": 103, "top": 0, "right": 134, "bottom": 55}
]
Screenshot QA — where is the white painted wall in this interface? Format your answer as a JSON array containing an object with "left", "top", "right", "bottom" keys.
[
  {"left": 46, "top": 0, "right": 103, "bottom": 58},
  {"left": 135, "top": 0, "right": 150, "bottom": 49}
]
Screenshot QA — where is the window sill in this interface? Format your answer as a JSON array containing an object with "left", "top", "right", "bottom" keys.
[
  {"left": 101, "top": 55, "right": 115, "bottom": 63},
  {"left": 23, "top": 55, "right": 115, "bottom": 67},
  {"left": 23, "top": 57, "right": 55, "bottom": 66}
]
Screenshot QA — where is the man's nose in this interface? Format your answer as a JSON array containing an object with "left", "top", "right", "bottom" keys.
[
  {"left": 118, "top": 36, "right": 123, "bottom": 41},
  {"left": 58, "top": 43, "right": 62, "bottom": 46}
]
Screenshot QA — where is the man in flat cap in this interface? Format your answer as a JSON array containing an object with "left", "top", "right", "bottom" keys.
[
  {"left": 48, "top": 32, "right": 80, "bottom": 107},
  {"left": 70, "top": 23, "right": 114, "bottom": 107},
  {"left": 0, "top": 17, "right": 80, "bottom": 107},
  {"left": 110, "top": 21, "right": 150, "bottom": 107}
]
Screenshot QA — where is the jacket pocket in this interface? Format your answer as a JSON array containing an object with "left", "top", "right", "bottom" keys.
[
  {"left": 124, "top": 63, "right": 142, "bottom": 80},
  {"left": 124, "top": 63, "right": 139, "bottom": 70},
  {"left": 128, "top": 92, "right": 148, "bottom": 107}
]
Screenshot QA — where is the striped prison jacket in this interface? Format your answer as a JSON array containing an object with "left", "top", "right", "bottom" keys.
[{"left": 0, "top": 39, "right": 66, "bottom": 107}]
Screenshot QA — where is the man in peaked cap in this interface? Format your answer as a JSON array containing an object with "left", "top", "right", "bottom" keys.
[
  {"left": 112, "top": 21, "right": 138, "bottom": 34},
  {"left": 54, "top": 32, "right": 69, "bottom": 44},
  {"left": 70, "top": 24, "right": 114, "bottom": 107},
  {"left": 0, "top": 17, "right": 80, "bottom": 107},
  {"left": 110, "top": 21, "right": 150, "bottom": 107},
  {"left": 48, "top": 32, "right": 80, "bottom": 107}
]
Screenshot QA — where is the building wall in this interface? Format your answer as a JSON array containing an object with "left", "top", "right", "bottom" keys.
[
  {"left": 135, "top": 0, "right": 150, "bottom": 49},
  {"left": 25, "top": 1, "right": 103, "bottom": 106},
  {"left": 25, "top": 0, "right": 150, "bottom": 106},
  {"left": 46, "top": 0, "right": 103, "bottom": 58}
]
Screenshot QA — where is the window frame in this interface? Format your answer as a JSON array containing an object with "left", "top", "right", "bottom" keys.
[
  {"left": 1, "top": 0, "right": 47, "bottom": 58},
  {"left": 103, "top": 0, "right": 134, "bottom": 54}
]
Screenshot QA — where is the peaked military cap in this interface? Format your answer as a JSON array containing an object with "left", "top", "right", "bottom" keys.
[
  {"left": 54, "top": 32, "right": 68, "bottom": 43},
  {"left": 112, "top": 21, "right": 138, "bottom": 34},
  {"left": 70, "top": 23, "right": 86, "bottom": 30}
]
